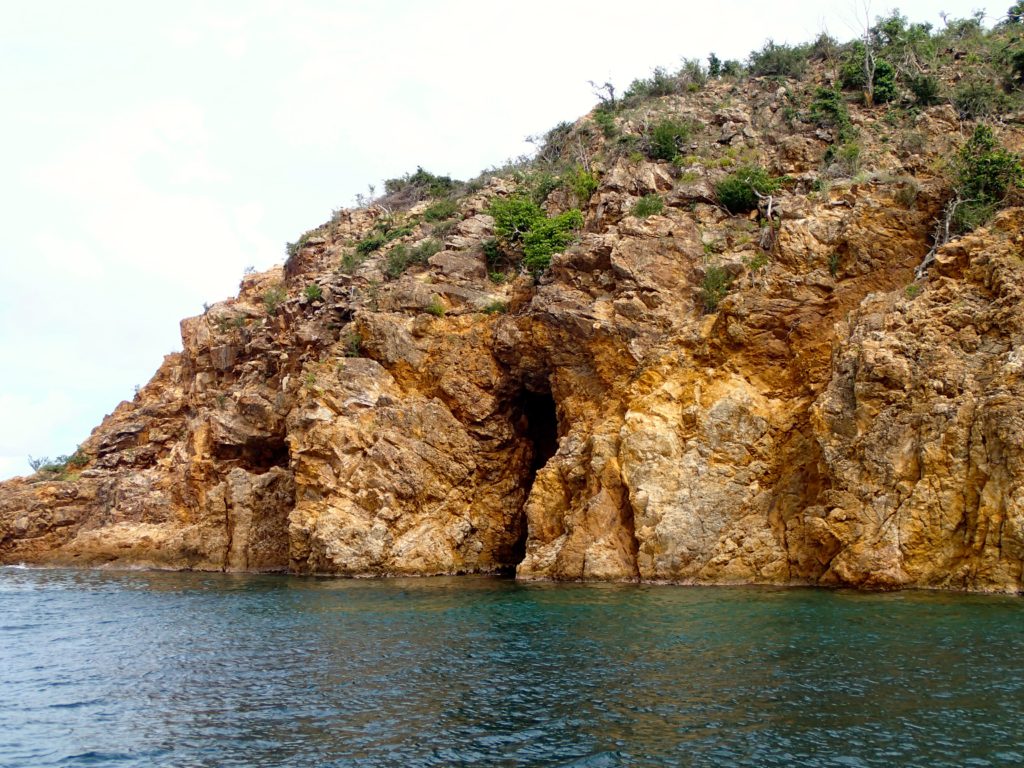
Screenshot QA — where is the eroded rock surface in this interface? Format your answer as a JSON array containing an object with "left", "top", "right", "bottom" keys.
[{"left": 2, "top": 76, "right": 1022, "bottom": 592}]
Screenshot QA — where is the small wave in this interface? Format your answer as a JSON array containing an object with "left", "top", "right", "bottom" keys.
[
  {"left": 58, "top": 751, "right": 136, "bottom": 766},
  {"left": 556, "top": 752, "right": 627, "bottom": 767},
  {"left": 48, "top": 698, "right": 104, "bottom": 710}
]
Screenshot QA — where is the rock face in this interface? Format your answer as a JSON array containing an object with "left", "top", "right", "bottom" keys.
[
  {"left": 2, "top": 76, "right": 1022, "bottom": 593},
  {"left": 810, "top": 212, "right": 1024, "bottom": 589}
]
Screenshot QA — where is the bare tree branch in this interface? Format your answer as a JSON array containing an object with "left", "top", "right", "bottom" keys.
[{"left": 915, "top": 195, "right": 977, "bottom": 278}]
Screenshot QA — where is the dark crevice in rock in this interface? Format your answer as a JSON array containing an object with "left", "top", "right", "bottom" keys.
[
  {"left": 507, "top": 523, "right": 529, "bottom": 571},
  {"left": 212, "top": 436, "right": 290, "bottom": 474},
  {"left": 507, "top": 385, "right": 560, "bottom": 569},
  {"left": 521, "top": 389, "right": 560, "bottom": 484}
]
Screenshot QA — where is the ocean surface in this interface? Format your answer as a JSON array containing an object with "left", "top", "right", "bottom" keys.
[{"left": 1, "top": 568, "right": 1022, "bottom": 767}]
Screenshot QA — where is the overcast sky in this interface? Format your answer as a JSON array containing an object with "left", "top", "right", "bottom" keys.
[{"left": 0, "top": 0, "right": 1010, "bottom": 479}]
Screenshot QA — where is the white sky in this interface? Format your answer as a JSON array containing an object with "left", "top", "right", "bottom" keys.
[{"left": 0, "top": 0, "right": 1009, "bottom": 479}]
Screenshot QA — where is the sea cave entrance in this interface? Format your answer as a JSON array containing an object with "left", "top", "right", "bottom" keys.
[{"left": 508, "top": 387, "right": 560, "bottom": 568}]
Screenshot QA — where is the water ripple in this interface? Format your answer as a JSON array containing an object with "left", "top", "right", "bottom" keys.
[{"left": 1, "top": 568, "right": 1022, "bottom": 767}]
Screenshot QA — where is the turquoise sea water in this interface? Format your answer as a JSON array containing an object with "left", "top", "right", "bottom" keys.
[{"left": 1, "top": 568, "right": 1022, "bottom": 767}]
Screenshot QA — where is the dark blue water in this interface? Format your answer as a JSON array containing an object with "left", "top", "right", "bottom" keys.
[{"left": 1, "top": 568, "right": 1022, "bottom": 767}]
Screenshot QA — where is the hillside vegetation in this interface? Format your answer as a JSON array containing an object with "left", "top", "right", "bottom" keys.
[{"left": 5, "top": 7, "right": 1024, "bottom": 593}]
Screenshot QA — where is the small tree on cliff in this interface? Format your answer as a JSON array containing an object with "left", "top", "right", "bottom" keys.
[
  {"left": 917, "top": 124, "right": 1023, "bottom": 275},
  {"left": 949, "top": 124, "right": 1024, "bottom": 234}
]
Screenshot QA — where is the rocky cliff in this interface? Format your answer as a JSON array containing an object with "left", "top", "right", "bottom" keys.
[{"left": 3, "top": 48, "right": 1023, "bottom": 591}]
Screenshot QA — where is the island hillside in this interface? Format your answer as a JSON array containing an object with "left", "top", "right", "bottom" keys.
[{"left": 4, "top": 9, "right": 1024, "bottom": 592}]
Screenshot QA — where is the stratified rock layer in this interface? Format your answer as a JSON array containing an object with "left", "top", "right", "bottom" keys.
[{"left": 2, "top": 79, "right": 1022, "bottom": 592}]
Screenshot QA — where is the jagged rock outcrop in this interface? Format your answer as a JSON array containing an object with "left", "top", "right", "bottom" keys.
[
  {"left": 810, "top": 209, "right": 1024, "bottom": 589},
  {"left": 2, "top": 72, "right": 1022, "bottom": 592}
]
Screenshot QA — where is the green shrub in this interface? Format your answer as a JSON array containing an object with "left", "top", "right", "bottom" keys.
[
  {"left": 624, "top": 66, "right": 679, "bottom": 101},
  {"left": 708, "top": 52, "right": 722, "bottom": 77},
  {"left": 952, "top": 79, "right": 1005, "bottom": 119},
  {"left": 489, "top": 194, "right": 584, "bottom": 273},
  {"left": 426, "top": 296, "right": 446, "bottom": 317},
  {"left": 956, "top": 125, "right": 1023, "bottom": 200},
  {"left": 383, "top": 223, "right": 414, "bottom": 242},
  {"left": 431, "top": 219, "right": 458, "bottom": 240},
  {"left": 809, "top": 32, "right": 840, "bottom": 62},
  {"left": 343, "top": 331, "right": 363, "bottom": 357},
  {"left": 304, "top": 283, "right": 323, "bottom": 301},
  {"left": 411, "top": 238, "right": 443, "bottom": 262},
  {"left": 356, "top": 231, "right": 388, "bottom": 255},
  {"left": 285, "top": 231, "right": 315, "bottom": 260},
  {"left": 631, "top": 194, "right": 664, "bottom": 218},
  {"left": 1008, "top": 49, "right": 1024, "bottom": 88},
  {"left": 384, "top": 238, "right": 443, "bottom": 280},
  {"left": 951, "top": 124, "right": 1024, "bottom": 233},
  {"left": 939, "top": 13, "right": 985, "bottom": 43},
  {"left": 679, "top": 58, "right": 707, "bottom": 88},
  {"left": 826, "top": 141, "right": 862, "bottom": 176},
  {"left": 747, "top": 40, "right": 809, "bottom": 78},
  {"left": 647, "top": 118, "right": 693, "bottom": 162},
  {"left": 721, "top": 60, "right": 743, "bottom": 77},
  {"left": 872, "top": 60, "right": 898, "bottom": 104},
  {"left": 483, "top": 300, "right": 508, "bottom": 315},
  {"left": 567, "top": 165, "right": 599, "bottom": 205},
  {"left": 874, "top": 13, "right": 937, "bottom": 62},
  {"left": 423, "top": 199, "right": 459, "bottom": 221},
  {"left": 701, "top": 266, "right": 733, "bottom": 313},
  {"left": 838, "top": 44, "right": 898, "bottom": 101},
  {"left": 520, "top": 170, "right": 562, "bottom": 205},
  {"left": 594, "top": 108, "right": 617, "bottom": 138},
  {"left": 715, "top": 166, "right": 782, "bottom": 213},
  {"left": 532, "top": 121, "right": 574, "bottom": 166},
  {"left": 488, "top": 196, "right": 545, "bottom": 243},
  {"left": 900, "top": 131, "right": 927, "bottom": 155},
  {"left": 338, "top": 251, "right": 364, "bottom": 274},
  {"left": 376, "top": 167, "right": 463, "bottom": 210},
  {"left": 356, "top": 218, "right": 414, "bottom": 256},
  {"left": 839, "top": 43, "right": 868, "bottom": 91},
  {"left": 909, "top": 74, "right": 942, "bottom": 105},
  {"left": 481, "top": 238, "right": 503, "bottom": 267},
  {"left": 744, "top": 252, "right": 770, "bottom": 272},
  {"left": 522, "top": 209, "right": 584, "bottom": 272},
  {"left": 29, "top": 447, "right": 89, "bottom": 478},
  {"left": 263, "top": 284, "right": 287, "bottom": 315},
  {"left": 810, "top": 88, "right": 855, "bottom": 142},
  {"left": 870, "top": 11, "right": 914, "bottom": 47},
  {"left": 894, "top": 180, "right": 920, "bottom": 208},
  {"left": 384, "top": 167, "right": 458, "bottom": 199},
  {"left": 383, "top": 246, "right": 411, "bottom": 280}
]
